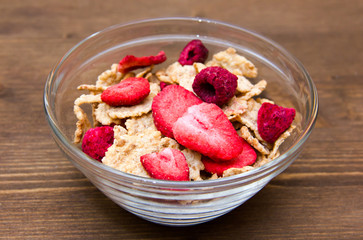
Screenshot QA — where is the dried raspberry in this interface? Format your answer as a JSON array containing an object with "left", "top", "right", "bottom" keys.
[
  {"left": 257, "top": 102, "right": 296, "bottom": 143},
  {"left": 178, "top": 39, "right": 209, "bottom": 66},
  {"left": 192, "top": 66, "right": 238, "bottom": 106},
  {"left": 82, "top": 126, "right": 114, "bottom": 161},
  {"left": 118, "top": 51, "right": 167, "bottom": 73}
]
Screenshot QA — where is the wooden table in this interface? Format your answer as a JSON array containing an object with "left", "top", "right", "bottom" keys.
[{"left": 1, "top": 0, "right": 362, "bottom": 239}]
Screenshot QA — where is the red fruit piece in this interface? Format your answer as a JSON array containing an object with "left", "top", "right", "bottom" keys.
[
  {"left": 152, "top": 85, "right": 203, "bottom": 138},
  {"left": 257, "top": 102, "right": 296, "bottom": 143},
  {"left": 173, "top": 102, "right": 243, "bottom": 161},
  {"left": 101, "top": 77, "right": 150, "bottom": 106},
  {"left": 178, "top": 39, "right": 209, "bottom": 66},
  {"left": 140, "top": 148, "right": 189, "bottom": 181},
  {"left": 159, "top": 82, "right": 168, "bottom": 90},
  {"left": 82, "top": 126, "right": 114, "bottom": 162},
  {"left": 192, "top": 66, "right": 238, "bottom": 106},
  {"left": 118, "top": 51, "right": 167, "bottom": 74},
  {"left": 202, "top": 138, "right": 257, "bottom": 176}
]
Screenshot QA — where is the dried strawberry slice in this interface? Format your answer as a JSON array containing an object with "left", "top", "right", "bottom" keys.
[
  {"left": 202, "top": 137, "right": 257, "bottom": 176},
  {"left": 117, "top": 51, "right": 167, "bottom": 73},
  {"left": 140, "top": 148, "right": 189, "bottom": 181},
  {"left": 173, "top": 102, "right": 243, "bottom": 161},
  {"left": 178, "top": 39, "right": 209, "bottom": 66},
  {"left": 101, "top": 77, "right": 150, "bottom": 106},
  {"left": 152, "top": 85, "right": 202, "bottom": 138},
  {"left": 257, "top": 102, "right": 296, "bottom": 143}
]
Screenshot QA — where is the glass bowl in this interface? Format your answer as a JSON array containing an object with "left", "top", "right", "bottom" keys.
[{"left": 43, "top": 17, "right": 318, "bottom": 226}]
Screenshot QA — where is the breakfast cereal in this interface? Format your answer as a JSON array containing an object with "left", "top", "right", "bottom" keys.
[{"left": 73, "top": 40, "right": 296, "bottom": 181}]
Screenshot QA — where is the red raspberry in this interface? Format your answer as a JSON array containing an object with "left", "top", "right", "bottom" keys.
[
  {"left": 101, "top": 77, "right": 150, "bottom": 106},
  {"left": 82, "top": 126, "right": 114, "bottom": 161},
  {"left": 192, "top": 66, "right": 238, "bottom": 106},
  {"left": 178, "top": 39, "right": 209, "bottom": 66},
  {"left": 118, "top": 51, "right": 167, "bottom": 74},
  {"left": 257, "top": 102, "right": 296, "bottom": 143}
]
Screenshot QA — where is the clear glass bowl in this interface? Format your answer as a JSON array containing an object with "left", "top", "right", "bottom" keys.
[{"left": 43, "top": 17, "right": 318, "bottom": 226}]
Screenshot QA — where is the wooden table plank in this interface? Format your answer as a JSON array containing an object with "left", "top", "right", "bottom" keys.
[{"left": 0, "top": 0, "right": 362, "bottom": 239}]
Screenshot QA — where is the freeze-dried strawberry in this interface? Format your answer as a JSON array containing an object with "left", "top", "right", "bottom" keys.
[
  {"left": 202, "top": 138, "right": 256, "bottom": 176},
  {"left": 152, "top": 85, "right": 202, "bottom": 138},
  {"left": 193, "top": 66, "right": 238, "bottom": 106},
  {"left": 140, "top": 148, "right": 189, "bottom": 181},
  {"left": 118, "top": 51, "right": 167, "bottom": 73},
  {"left": 82, "top": 126, "right": 114, "bottom": 162},
  {"left": 257, "top": 102, "right": 296, "bottom": 143},
  {"left": 173, "top": 102, "right": 243, "bottom": 161},
  {"left": 178, "top": 39, "right": 209, "bottom": 66},
  {"left": 101, "top": 77, "right": 150, "bottom": 106}
]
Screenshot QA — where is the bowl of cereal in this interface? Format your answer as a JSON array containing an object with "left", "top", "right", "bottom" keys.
[{"left": 44, "top": 17, "right": 318, "bottom": 226}]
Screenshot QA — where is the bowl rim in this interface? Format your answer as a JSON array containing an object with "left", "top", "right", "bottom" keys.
[{"left": 43, "top": 17, "right": 319, "bottom": 188}]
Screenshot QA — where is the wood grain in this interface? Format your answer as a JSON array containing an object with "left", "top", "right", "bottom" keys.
[{"left": 0, "top": 0, "right": 362, "bottom": 239}]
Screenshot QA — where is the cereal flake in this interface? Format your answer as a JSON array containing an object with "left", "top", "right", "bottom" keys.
[
  {"left": 102, "top": 82, "right": 160, "bottom": 119},
  {"left": 206, "top": 48, "right": 258, "bottom": 78},
  {"left": 239, "top": 126, "right": 270, "bottom": 155},
  {"left": 125, "top": 113, "right": 157, "bottom": 135},
  {"left": 102, "top": 124, "right": 180, "bottom": 178},
  {"left": 268, "top": 125, "right": 296, "bottom": 159},
  {"left": 239, "top": 80, "right": 267, "bottom": 101},
  {"left": 222, "top": 166, "right": 255, "bottom": 178},
  {"left": 94, "top": 103, "right": 123, "bottom": 126},
  {"left": 73, "top": 105, "right": 91, "bottom": 143},
  {"left": 222, "top": 96, "right": 248, "bottom": 120},
  {"left": 156, "top": 62, "right": 197, "bottom": 92},
  {"left": 182, "top": 149, "right": 204, "bottom": 181},
  {"left": 74, "top": 94, "right": 102, "bottom": 106},
  {"left": 96, "top": 64, "right": 123, "bottom": 87}
]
